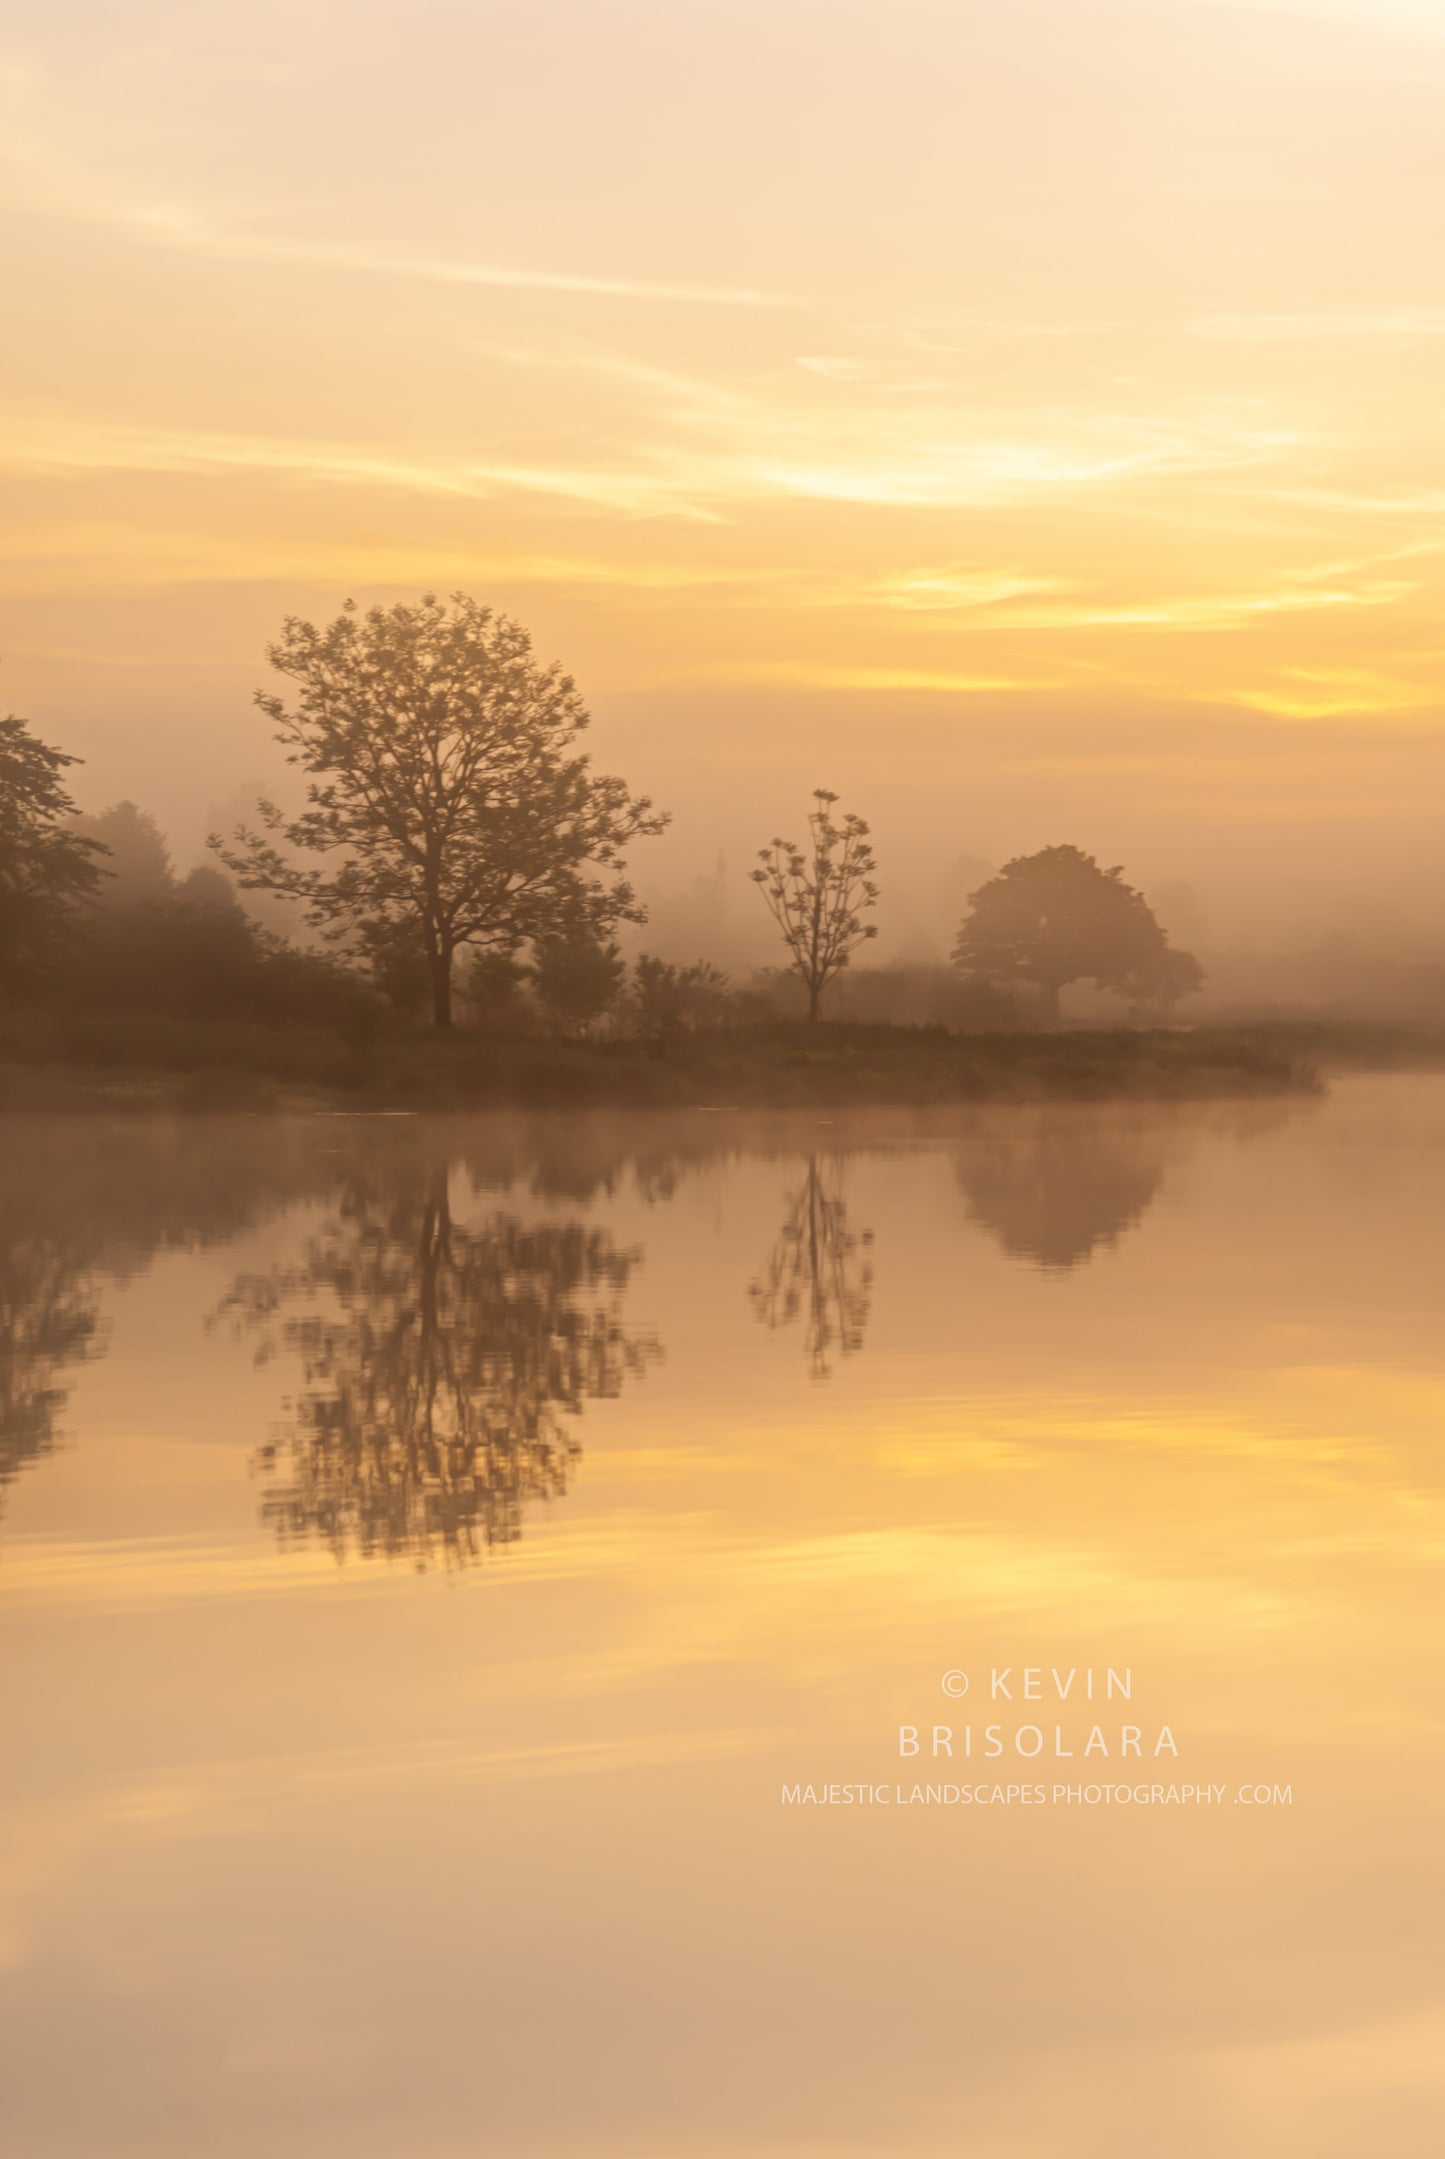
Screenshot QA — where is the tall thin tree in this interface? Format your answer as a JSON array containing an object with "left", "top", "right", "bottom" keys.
[{"left": 751, "top": 789, "right": 879, "bottom": 1021}]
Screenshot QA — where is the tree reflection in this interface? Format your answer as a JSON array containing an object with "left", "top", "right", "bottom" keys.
[
  {"left": 0, "top": 1119, "right": 356, "bottom": 1527},
  {"left": 750, "top": 1155, "right": 873, "bottom": 1377},
  {"left": 224, "top": 1168, "right": 658, "bottom": 1569},
  {"left": 0, "top": 1218, "right": 103, "bottom": 1513},
  {"left": 954, "top": 1108, "right": 1170, "bottom": 1270}
]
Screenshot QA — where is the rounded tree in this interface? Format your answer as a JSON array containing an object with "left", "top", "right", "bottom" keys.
[{"left": 953, "top": 844, "right": 1201, "bottom": 1028}]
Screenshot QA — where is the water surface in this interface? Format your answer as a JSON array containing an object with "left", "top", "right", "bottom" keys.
[{"left": 3, "top": 1078, "right": 1443, "bottom": 2157}]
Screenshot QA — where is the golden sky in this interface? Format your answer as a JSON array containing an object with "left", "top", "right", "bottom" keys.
[{"left": 3, "top": 0, "right": 1445, "bottom": 936}]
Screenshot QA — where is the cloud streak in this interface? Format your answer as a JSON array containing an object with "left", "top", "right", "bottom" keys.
[
  {"left": 131, "top": 206, "right": 781, "bottom": 309},
  {"left": 0, "top": 119, "right": 778, "bottom": 310}
]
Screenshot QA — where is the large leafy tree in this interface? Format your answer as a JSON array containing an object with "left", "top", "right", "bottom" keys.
[
  {"left": 953, "top": 844, "right": 1202, "bottom": 1027},
  {"left": 0, "top": 714, "right": 107, "bottom": 999},
  {"left": 213, "top": 593, "right": 667, "bottom": 1028},
  {"left": 750, "top": 789, "right": 879, "bottom": 1021}
]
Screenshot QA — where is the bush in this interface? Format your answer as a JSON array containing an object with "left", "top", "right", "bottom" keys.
[{"left": 49, "top": 883, "right": 380, "bottom": 1033}]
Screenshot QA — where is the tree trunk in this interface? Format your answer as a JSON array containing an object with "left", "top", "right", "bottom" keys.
[
  {"left": 428, "top": 942, "right": 454, "bottom": 1029},
  {"left": 807, "top": 980, "right": 821, "bottom": 1023}
]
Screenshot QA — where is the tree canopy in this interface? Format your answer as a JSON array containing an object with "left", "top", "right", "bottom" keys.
[
  {"left": 953, "top": 844, "right": 1202, "bottom": 1026},
  {"left": 0, "top": 714, "right": 107, "bottom": 999},
  {"left": 213, "top": 593, "right": 666, "bottom": 1027}
]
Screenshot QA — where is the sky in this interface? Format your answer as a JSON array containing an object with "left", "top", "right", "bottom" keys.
[{"left": 3, "top": 0, "right": 1445, "bottom": 949}]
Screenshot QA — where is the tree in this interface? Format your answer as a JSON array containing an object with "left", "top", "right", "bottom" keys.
[
  {"left": 461, "top": 946, "right": 533, "bottom": 1029},
  {"left": 750, "top": 789, "right": 879, "bottom": 1022},
  {"left": 1122, "top": 944, "right": 1206, "bottom": 1025},
  {"left": 532, "top": 932, "right": 626, "bottom": 1036},
  {"left": 953, "top": 844, "right": 1201, "bottom": 1028},
  {"left": 0, "top": 714, "right": 107, "bottom": 999},
  {"left": 630, "top": 954, "right": 731, "bottom": 1039},
  {"left": 71, "top": 801, "right": 173, "bottom": 909},
  {"left": 212, "top": 593, "right": 667, "bottom": 1029},
  {"left": 363, "top": 919, "right": 433, "bottom": 1024}
]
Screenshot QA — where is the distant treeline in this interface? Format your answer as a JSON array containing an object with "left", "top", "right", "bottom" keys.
[{"left": 2, "top": 593, "right": 1204, "bottom": 1042}]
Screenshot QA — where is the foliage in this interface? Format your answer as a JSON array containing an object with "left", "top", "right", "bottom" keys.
[
  {"left": 212, "top": 592, "right": 666, "bottom": 1028},
  {"left": 0, "top": 714, "right": 107, "bottom": 997},
  {"left": 72, "top": 800, "right": 173, "bottom": 908},
  {"left": 462, "top": 946, "right": 535, "bottom": 1029},
  {"left": 630, "top": 953, "right": 732, "bottom": 1038},
  {"left": 360, "top": 918, "right": 433, "bottom": 1024},
  {"left": 746, "top": 961, "right": 1017, "bottom": 1031},
  {"left": 1122, "top": 944, "right": 1207, "bottom": 1024},
  {"left": 61, "top": 824, "right": 380, "bottom": 1032},
  {"left": 953, "top": 844, "right": 1203, "bottom": 1027},
  {"left": 751, "top": 789, "right": 880, "bottom": 1021},
  {"left": 531, "top": 932, "right": 626, "bottom": 1036}
]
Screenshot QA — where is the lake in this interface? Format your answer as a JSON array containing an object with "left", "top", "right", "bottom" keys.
[{"left": 2, "top": 1076, "right": 1443, "bottom": 2157}]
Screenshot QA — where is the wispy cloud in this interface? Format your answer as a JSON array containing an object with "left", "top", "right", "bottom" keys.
[
  {"left": 136, "top": 208, "right": 780, "bottom": 309},
  {"left": 736, "top": 426, "right": 1298, "bottom": 509},
  {"left": 845, "top": 561, "right": 1417, "bottom": 629},
  {"left": 862, "top": 565, "right": 1068, "bottom": 612},
  {"left": 1192, "top": 309, "right": 1445, "bottom": 344},
  {"left": 1216, "top": 667, "right": 1441, "bottom": 719},
  {"left": 998, "top": 581, "right": 1419, "bottom": 633},
  {"left": 0, "top": 117, "right": 777, "bottom": 309},
  {"left": 2, "top": 402, "right": 1299, "bottom": 523},
  {"left": 697, "top": 660, "right": 1075, "bottom": 694},
  {"left": 0, "top": 421, "right": 725, "bottom": 520},
  {"left": 1252, "top": 485, "right": 1445, "bottom": 519}
]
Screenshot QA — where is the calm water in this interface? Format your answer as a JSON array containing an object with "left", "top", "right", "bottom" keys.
[{"left": 3, "top": 1078, "right": 1444, "bottom": 2157}]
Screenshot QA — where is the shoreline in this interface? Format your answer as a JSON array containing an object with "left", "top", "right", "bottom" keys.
[{"left": 0, "top": 1015, "right": 1380, "bottom": 1114}]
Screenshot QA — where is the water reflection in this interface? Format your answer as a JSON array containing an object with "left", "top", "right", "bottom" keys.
[
  {"left": 0, "top": 1122, "right": 335, "bottom": 1524},
  {"left": 750, "top": 1155, "right": 874, "bottom": 1376},
  {"left": 0, "top": 1160, "right": 104, "bottom": 1515},
  {"left": 0, "top": 1101, "right": 1312, "bottom": 1545},
  {"left": 954, "top": 1107, "right": 1169, "bottom": 1270},
  {"left": 223, "top": 1166, "right": 658, "bottom": 1569},
  {"left": 7, "top": 1081, "right": 1443, "bottom": 2159},
  {"left": 953, "top": 1099, "right": 1307, "bottom": 1271}
]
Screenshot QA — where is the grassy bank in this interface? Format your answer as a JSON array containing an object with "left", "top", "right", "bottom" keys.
[{"left": 0, "top": 1009, "right": 1353, "bottom": 1112}]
